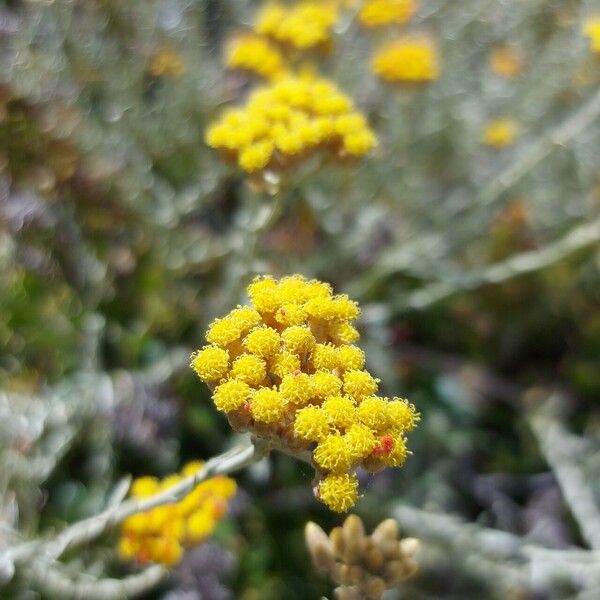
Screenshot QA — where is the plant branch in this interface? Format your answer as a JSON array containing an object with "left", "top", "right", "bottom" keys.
[
  {"left": 25, "top": 562, "right": 167, "bottom": 600},
  {"left": 528, "top": 400, "right": 600, "bottom": 551},
  {"left": 5, "top": 440, "right": 269, "bottom": 568},
  {"left": 398, "top": 215, "right": 600, "bottom": 310}
]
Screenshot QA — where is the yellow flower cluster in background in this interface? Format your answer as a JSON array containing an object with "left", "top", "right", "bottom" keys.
[
  {"left": 372, "top": 36, "right": 439, "bottom": 83},
  {"left": 205, "top": 76, "right": 376, "bottom": 174},
  {"left": 191, "top": 275, "right": 419, "bottom": 512},
  {"left": 256, "top": 2, "right": 338, "bottom": 51},
  {"left": 482, "top": 118, "right": 520, "bottom": 148},
  {"left": 148, "top": 47, "right": 187, "bottom": 78},
  {"left": 359, "top": 0, "right": 417, "bottom": 28},
  {"left": 118, "top": 463, "right": 236, "bottom": 566},
  {"left": 583, "top": 16, "right": 600, "bottom": 54},
  {"left": 225, "top": 34, "right": 287, "bottom": 80},
  {"left": 489, "top": 44, "right": 524, "bottom": 79}
]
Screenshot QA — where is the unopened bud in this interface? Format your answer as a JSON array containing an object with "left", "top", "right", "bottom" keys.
[
  {"left": 364, "top": 576, "right": 386, "bottom": 599},
  {"left": 342, "top": 515, "right": 365, "bottom": 564},
  {"left": 305, "top": 522, "right": 335, "bottom": 573},
  {"left": 363, "top": 547, "right": 384, "bottom": 572},
  {"left": 400, "top": 537, "right": 421, "bottom": 558},
  {"left": 330, "top": 526, "right": 346, "bottom": 557},
  {"left": 371, "top": 518, "right": 399, "bottom": 545}
]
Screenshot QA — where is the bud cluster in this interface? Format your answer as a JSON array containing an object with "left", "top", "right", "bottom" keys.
[{"left": 305, "top": 515, "right": 420, "bottom": 599}]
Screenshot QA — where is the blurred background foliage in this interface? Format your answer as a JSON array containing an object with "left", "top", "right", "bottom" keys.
[{"left": 1, "top": 0, "right": 600, "bottom": 598}]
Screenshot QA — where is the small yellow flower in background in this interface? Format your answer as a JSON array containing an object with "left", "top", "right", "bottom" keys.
[
  {"left": 482, "top": 118, "right": 520, "bottom": 148},
  {"left": 372, "top": 36, "right": 440, "bottom": 84},
  {"left": 583, "top": 16, "right": 600, "bottom": 54},
  {"left": 191, "top": 275, "right": 419, "bottom": 512},
  {"left": 359, "top": 0, "right": 417, "bottom": 29},
  {"left": 148, "top": 47, "right": 187, "bottom": 78},
  {"left": 205, "top": 75, "right": 376, "bottom": 174},
  {"left": 118, "top": 463, "right": 236, "bottom": 566},
  {"left": 225, "top": 34, "right": 288, "bottom": 80},
  {"left": 256, "top": 2, "right": 339, "bottom": 51},
  {"left": 489, "top": 44, "right": 524, "bottom": 79}
]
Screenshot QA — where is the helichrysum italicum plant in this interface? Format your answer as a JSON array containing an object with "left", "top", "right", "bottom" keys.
[
  {"left": 255, "top": 2, "right": 339, "bottom": 52},
  {"left": 359, "top": 0, "right": 417, "bottom": 29},
  {"left": 372, "top": 35, "right": 440, "bottom": 84},
  {"left": 118, "top": 462, "right": 236, "bottom": 566},
  {"left": 205, "top": 76, "right": 377, "bottom": 174},
  {"left": 191, "top": 275, "right": 419, "bottom": 512},
  {"left": 481, "top": 118, "right": 520, "bottom": 148},
  {"left": 305, "top": 515, "right": 420, "bottom": 599}
]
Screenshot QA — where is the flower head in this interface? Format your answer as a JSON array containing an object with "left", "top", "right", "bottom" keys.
[
  {"left": 205, "top": 75, "right": 376, "bottom": 174},
  {"left": 119, "top": 464, "right": 236, "bottom": 565},
  {"left": 225, "top": 34, "right": 287, "bottom": 80},
  {"left": 372, "top": 36, "right": 440, "bottom": 84},
  {"left": 359, "top": 0, "right": 417, "bottom": 28},
  {"left": 191, "top": 275, "right": 419, "bottom": 512},
  {"left": 489, "top": 44, "right": 524, "bottom": 78},
  {"left": 256, "top": 2, "right": 338, "bottom": 51},
  {"left": 482, "top": 118, "right": 520, "bottom": 148}
]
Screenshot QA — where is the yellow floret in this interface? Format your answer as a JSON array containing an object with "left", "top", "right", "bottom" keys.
[
  {"left": 385, "top": 398, "right": 420, "bottom": 431},
  {"left": 282, "top": 325, "right": 316, "bottom": 355},
  {"left": 294, "top": 406, "right": 330, "bottom": 441},
  {"left": 231, "top": 354, "right": 267, "bottom": 386},
  {"left": 357, "top": 395, "right": 389, "bottom": 430},
  {"left": 275, "top": 303, "right": 308, "bottom": 327},
  {"left": 359, "top": 0, "right": 416, "bottom": 28},
  {"left": 190, "top": 346, "right": 230, "bottom": 383},
  {"left": 322, "top": 396, "right": 356, "bottom": 430},
  {"left": 311, "top": 371, "right": 343, "bottom": 400},
  {"left": 131, "top": 476, "right": 159, "bottom": 498},
  {"left": 381, "top": 433, "right": 408, "bottom": 467},
  {"left": 270, "top": 351, "right": 301, "bottom": 378},
  {"left": 336, "top": 345, "right": 365, "bottom": 370},
  {"left": 206, "top": 317, "right": 242, "bottom": 347},
  {"left": 311, "top": 343, "right": 339, "bottom": 371},
  {"left": 243, "top": 327, "right": 281, "bottom": 358},
  {"left": 238, "top": 140, "right": 275, "bottom": 173},
  {"left": 372, "top": 36, "right": 440, "bottom": 83},
  {"left": 181, "top": 461, "right": 204, "bottom": 477},
  {"left": 482, "top": 118, "right": 520, "bottom": 148},
  {"left": 247, "top": 275, "right": 280, "bottom": 314},
  {"left": 117, "top": 536, "right": 139, "bottom": 560},
  {"left": 251, "top": 388, "right": 287, "bottom": 423},
  {"left": 343, "top": 370, "right": 379, "bottom": 400},
  {"left": 343, "top": 130, "right": 377, "bottom": 157},
  {"left": 187, "top": 510, "right": 216, "bottom": 542},
  {"left": 318, "top": 473, "right": 359, "bottom": 512},
  {"left": 213, "top": 379, "right": 251, "bottom": 412},
  {"left": 314, "top": 434, "right": 354, "bottom": 472},
  {"left": 344, "top": 423, "right": 378, "bottom": 460},
  {"left": 228, "top": 306, "right": 263, "bottom": 333},
  {"left": 280, "top": 371, "right": 314, "bottom": 407},
  {"left": 329, "top": 322, "right": 360, "bottom": 344}
]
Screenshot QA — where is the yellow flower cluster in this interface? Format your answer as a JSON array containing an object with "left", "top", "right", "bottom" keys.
[
  {"left": 191, "top": 275, "right": 419, "bottom": 512},
  {"left": 583, "top": 16, "right": 600, "bottom": 54},
  {"left": 482, "top": 118, "right": 520, "bottom": 148},
  {"left": 372, "top": 36, "right": 440, "bottom": 83},
  {"left": 225, "top": 34, "right": 287, "bottom": 80},
  {"left": 256, "top": 2, "right": 339, "bottom": 51},
  {"left": 205, "top": 75, "right": 377, "bottom": 173},
  {"left": 359, "top": 0, "right": 417, "bottom": 28},
  {"left": 118, "top": 463, "right": 236, "bottom": 566}
]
